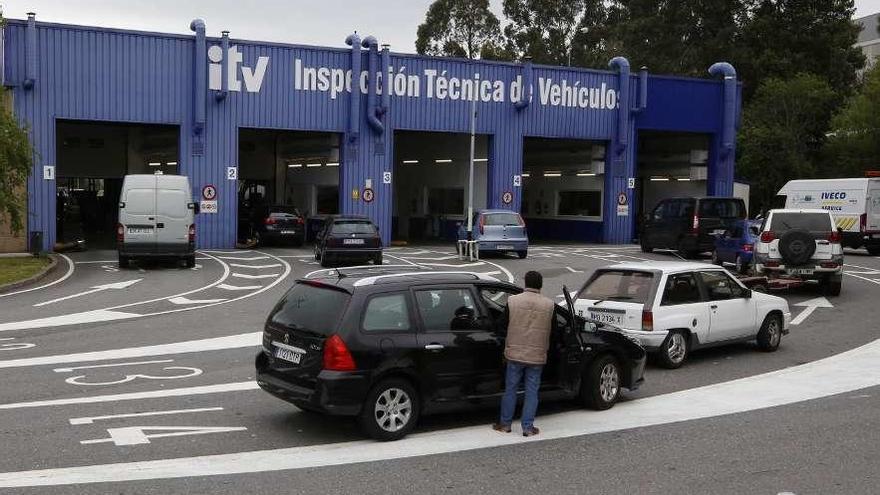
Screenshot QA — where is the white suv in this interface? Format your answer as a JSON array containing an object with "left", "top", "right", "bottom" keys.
[
  {"left": 754, "top": 209, "right": 844, "bottom": 296},
  {"left": 573, "top": 262, "right": 791, "bottom": 368}
]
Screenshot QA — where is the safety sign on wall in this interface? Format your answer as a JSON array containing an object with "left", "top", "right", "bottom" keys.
[
  {"left": 502, "top": 191, "right": 513, "bottom": 205},
  {"left": 616, "top": 192, "right": 629, "bottom": 216},
  {"left": 362, "top": 188, "right": 375, "bottom": 203},
  {"left": 202, "top": 185, "right": 217, "bottom": 201},
  {"left": 201, "top": 184, "right": 218, "bottom": 214}
]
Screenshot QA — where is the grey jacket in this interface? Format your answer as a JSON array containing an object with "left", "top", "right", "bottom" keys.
[{"left": 504, "top": 288, "right": 555, "bottom": 365}]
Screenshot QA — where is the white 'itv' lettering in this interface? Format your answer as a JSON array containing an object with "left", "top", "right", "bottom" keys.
[{"left": 208, "top": 45, "right": 269, "bottom": 93}]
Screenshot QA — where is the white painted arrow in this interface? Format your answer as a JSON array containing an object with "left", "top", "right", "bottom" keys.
[
  {"left": 33, "top": 279, "right": 143, "bottom": 307},
  {"left": 790, "top": 296, "right": 834, "bottom": 326}
]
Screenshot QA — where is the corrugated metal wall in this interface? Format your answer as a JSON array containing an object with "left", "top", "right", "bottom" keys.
[{"left": 3, "top": 18, "right": 735, "bottom": 249}]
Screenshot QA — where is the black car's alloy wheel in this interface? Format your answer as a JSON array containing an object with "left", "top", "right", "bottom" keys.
[
  {"left": 658, "top": 330, "right": 688, "bottom": 369},
  {"left": 581, "top": 354, "right": 621, "bottom": 410},
  {"left": 359, "top": 378, "right": 420, "bottom": 441},
  {"left": 756, "top": 314, "right": 782, "bottom": 352}
]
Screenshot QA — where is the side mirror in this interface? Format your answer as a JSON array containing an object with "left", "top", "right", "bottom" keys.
[{"left": 742, "top": 288, "right": 752, "bottom": 299}]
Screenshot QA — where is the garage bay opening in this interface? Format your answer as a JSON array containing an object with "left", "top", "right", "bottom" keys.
[
  {"left": 636, "top": 131, "right": 712, "bottom": 222},
  {"left": 55, "top": 121, "right": 179, "bottom": 248},
  {"left": 392, "top": 131, "right": 488, "bottom": 243},
  {"left": 521, "top": 137, "right": 606, "bottom": 242},
  {"left": 238, "top": 129, "right": 341, "bottom": 245}
]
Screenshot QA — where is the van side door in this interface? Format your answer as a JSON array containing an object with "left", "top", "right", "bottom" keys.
[
  {"left": 120, "top": 176, "right": 158, "bottom": 248},
  {"left": 155, "top": 181, "right": 191, "bottom": 249}
]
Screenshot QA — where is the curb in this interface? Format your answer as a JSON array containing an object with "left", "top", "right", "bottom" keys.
[{"left": 0, "top": 254, "right": 60, "bottom": 295}]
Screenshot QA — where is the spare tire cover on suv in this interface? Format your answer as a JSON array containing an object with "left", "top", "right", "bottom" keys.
[{"left": 778, "top": 230, "right": 816, "bottom": 265}]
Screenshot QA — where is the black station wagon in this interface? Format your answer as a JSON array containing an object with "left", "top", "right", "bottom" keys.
[{"left": 255, "top": 267, "right": 646, "bottom": 441}]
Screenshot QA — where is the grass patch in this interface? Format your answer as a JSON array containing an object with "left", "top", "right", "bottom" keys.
[{"left": 0, "top": 256, "right": 51, "bottom": 287}]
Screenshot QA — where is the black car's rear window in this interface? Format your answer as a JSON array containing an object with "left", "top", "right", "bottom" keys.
[
  {"left": 769, "top": 212, "right": 833, "bottom": 233},
  {"left": 483, "top": 213, "right": 521, "bottom": 226},
  {"left": 269, "top": 206, "right": 301, "bottom": 217},
  {"left": 580, "top": 270, "right": 654, "bottom": 304},
  {"left": 698, "top": 199, "right": 745, "bottom": 218},
  {"left": 331, "top": 220, "right": 377, "bottom": 235},
  {"left": 270, "top": 282, "right": 351, "bottom": 335}
]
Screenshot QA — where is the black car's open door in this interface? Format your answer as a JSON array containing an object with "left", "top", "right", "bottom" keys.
[{"left": 558, "top": 285, "right": 586, "bottom": 393}]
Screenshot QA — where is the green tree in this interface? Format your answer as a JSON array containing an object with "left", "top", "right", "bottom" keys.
[
  {"left": 0, "top": 12, "right": 34, "bottom": 235},
  {"left": 738, "top": 0, "right": 865, "bottom": 99},
  {"left": 501, "top": 0, "right": 604, "bottom": 66},
  {"left": 827, "top": 64, "right": 880, "bottom": 176},
  {"left": 738, "top": 74, "right": 838, "bottom": 212},
  {"left": 415, "top": 0, "right": 506, "bottom": 60}
]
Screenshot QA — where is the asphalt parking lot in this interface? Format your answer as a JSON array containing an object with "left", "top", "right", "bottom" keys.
[{"left": 1, "top": 243, "right": 879, "bottom": 493}]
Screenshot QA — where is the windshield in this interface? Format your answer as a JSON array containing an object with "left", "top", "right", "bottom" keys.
[
  {"left": 331, "top": 220, "right": 377, "bottom": 235},
  {"left": 270, "top": 282, "right": 351, "bottom": 335},
  {"left": 483, "top": 213, "right": 521, "bottom": 226},
  {"left": 770, "top": 212, "right": 833, "bottom": 233},
  {"left": 580, "top": 270, "right": 654, "bottom": 304}
]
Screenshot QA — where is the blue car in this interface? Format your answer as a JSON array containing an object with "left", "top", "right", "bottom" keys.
[
  {"left": 457, "top": 209, "right": 529, "bottom": 259},
  {"left": 712, "top": 219, "right": 761, "bottom": 273}
]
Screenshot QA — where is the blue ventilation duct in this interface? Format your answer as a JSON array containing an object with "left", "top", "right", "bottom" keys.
[
  {"left": 361, "top": 35, "right": 383, "bottom": 134},
  {"left": 344, "top": 33, "right": 362, "bottom": 142},
  {"left": 608, "top": 56, "right": 631, "bottom": 154},
  {"left": 215, "top": 30, "right": 229, "bottom": 102},
  {"left": 634, "top": 66, "right": 648, "bottom": 114},
  {"left": 23, "top": 12, "right": 36, "bottom": 90},
  {"left": 189, "top": 19, "right": 206, "bottom": 135},
  {"left": 514, "top": 57, "right": 533, "bottom": 110},
  {"left": 379, "top": 44, "right": 391, "bottom": 117},
  {"left": 708, "top": 62, "right": 737, "bottom": 156}
]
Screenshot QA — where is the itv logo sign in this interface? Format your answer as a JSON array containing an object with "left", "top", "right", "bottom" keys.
[{"left": 208, "top": 45, "right": 269, "bottom": 93}]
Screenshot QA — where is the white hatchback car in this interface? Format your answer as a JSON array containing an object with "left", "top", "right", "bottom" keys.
[{"left": 573, "top": 262, "right": 791, "bottom": 368}]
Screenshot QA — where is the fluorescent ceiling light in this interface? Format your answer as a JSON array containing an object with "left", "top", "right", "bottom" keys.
[
  {"left": 402, "top": 159, "right": 419, "bottom": 164},
  {"left": 288, "top": 163, "right": 302, "bottom": 168},
  {"left": 306, "top": 163, "right": 322, "bottom": 168},
  {"left": 165, "top": 161, "right": 178, "bottom": 166},
  {"left": 325, "top": 162, "right": 339, "bottom": 167},
  {"left": 544, "top": 171, "right": 562, "bottom": 177},
  {"left": 473, "top": 158, "right": 488, "bottom": 162},
  {"left": 435, "top": 159, "right": 453, "bottom": 163},
  {"left": 148, "top": 162, "right": 161, "bottom": 167},
  {"left": 650, "top": 177, "right": 670, "bottom": 181},
  {"left": 521, "top": 173, "right": 531, "bottom": 178},
  {"left": 577, "top": 172, "right": 596, "bottom": 177},
  {"left": 676, "top": 177, "right": 691, "bottom": 181}
]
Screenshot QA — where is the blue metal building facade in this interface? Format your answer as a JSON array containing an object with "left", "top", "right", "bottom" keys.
[{"left": 1, "top": 16, "right": 740, "bottom": 250}]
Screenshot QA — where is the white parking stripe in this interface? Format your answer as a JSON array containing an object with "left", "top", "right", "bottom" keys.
[
  {"left": 217, "top": 256, "right": 270, "bottom": 261},
  {"left": 228, "top": 263, "right": 283, "bottom": 269},
  {"left": 216, "top": 283, "right": 261, "bottom": 291},
  {"left": 0, "top": 332, "right": 261, "bottom": 369},
  {"left": 3, "top": 336, "right": 879, "bottom": 487},
  {"left": 419, "top": 262, "right": 485, "bottom": 268},
  {"left": 0, "top": 381, "right": 259, "bottom": 410},
  {"left": 168, "top": 296, "right": 227, "bottom": 305},
  {"left": 232, "top": 273, "right": 279, "bottom": 280}
]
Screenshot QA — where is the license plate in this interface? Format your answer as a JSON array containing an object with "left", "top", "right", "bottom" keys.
[
  {"left": 128, "top": 227, "right": 153, "bottom": 234},
  {"left": 273, "top": 343, "right": 304, "bottom": 364},
  {"left": 343, "top": 238, "right": 365, "bottom": 245},
  {"left": 788, "top": 268, "right": 814, "bottom": 275},
  {"left": 281, "top": 230, "right": 297, "bottom": 235},
  {"left": 711, "top": 229, "right": 726, "bottom": 235},
  {"left": 496, "top": 245, "right": 514, "bottom": 250},
  {"left": 589, "top": 309, "right": 623, "bottom": 325}
]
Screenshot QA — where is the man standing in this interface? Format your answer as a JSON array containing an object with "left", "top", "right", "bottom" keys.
[{"left": 493, "top": 270, "right": 554, "bottom": 437}]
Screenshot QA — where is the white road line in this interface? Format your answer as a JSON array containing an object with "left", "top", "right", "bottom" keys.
[
  {"left": 217, "top": 255, "right": 270, "bottom": 261},
  {"left": 0, "top": 381, "right": 259, "bottom": 410},
  {"left": 566, "top": 266, "right": 584, "bottom": 273},
  {"left": 216, "top": 283, "right": 261, "bottom": 291},
  {"left": 168, "top": 296, "right": 227, "bottom": 305},
  {"left": 4, "top": 336, "right": 880, "bottom": 487},
  {"left": 201, "top": 250, "right": 253, "bottom": 254},
  {"left": 845, "top": 272, "right": 880, "bottom": 286},
  {"left": 479, "top": 271, "right": 502, "bottom": 277},
  {"left": 0, "top": 310, "right": 141, "bottom": 333},
  {"left": 228, "top": 263, "right": 283, "bottom": 269},
  {"left": 232, "top": 273, "right": 278, "bottom": 280},
  {"left": 0, "top": 254, "right": 74, "bottom": 299},
  {"left": 0, "top": 332, "right": 261, "bottom": 369},
  {"left": 276, "top": 255, "right": 315, "bottom": 258},
  {"left": 33, "top": 279, "right": 142, "bottom": 307},
  {"left": 419, "top": 262, "right": 485, "bottom": 268},
  {"left": 69, "top": 407, "right": 224, "bottom": 425},
  {"left": 397, "top": 256, "right": 458, "bottom": 261},
  {"left": 54, "top": 359, "right": 174, "bottom": 373}
]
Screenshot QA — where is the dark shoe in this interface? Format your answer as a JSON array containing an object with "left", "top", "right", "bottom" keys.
[
  {"left": 522, "top": 426, "right": 540, "bottom": 437},
  {"left": 492, "top": 423, "right": 512, "bottom": 433}
]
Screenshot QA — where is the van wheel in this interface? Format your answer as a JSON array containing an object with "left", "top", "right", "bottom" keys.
[
  {"left": 756, "top": 314, "right": 782, "bottom": 352},
  {"left": 118, "top": 255, "right": 130, "bottom": 269},
  {"left": 517, "top": 250, "right": 527, "bottom": 259},
  {"left": 580, "top": 354, "right": 621, "bottom": 410},
  {"left": 359, "top": 378, "right": 420, "bottom": 441},
  {"left": 821, "top": 274, "right": 842, "bottom": 296},
  {"left": 185, "top": 256, "right": 196, "bottom": 268},
  {"left": 657, "top": 330, "right": 688, "bottom": 369}
]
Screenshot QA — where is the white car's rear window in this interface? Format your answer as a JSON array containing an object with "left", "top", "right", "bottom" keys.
[{"left": 580, "top": 270, "right": 654, "bottom": 304}]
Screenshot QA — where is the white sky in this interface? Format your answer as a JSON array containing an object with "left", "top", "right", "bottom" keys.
[{"left": 1, "top": 0, "right": 879, "bottom": 53}]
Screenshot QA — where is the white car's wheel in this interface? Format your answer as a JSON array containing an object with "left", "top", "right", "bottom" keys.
[
  {"left": 756, "top": 314, "right": 782, "bottom": 351},
  {"left": 658, "top": 331, "right": 689, "bottom": 369}
]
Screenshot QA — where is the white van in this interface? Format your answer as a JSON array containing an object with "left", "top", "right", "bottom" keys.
[
  {"left": 778, "top": 178, "right": 880, "bottom": 255},
  {"left": 117, "top": 174, "right": 197, "bottom": 268}
]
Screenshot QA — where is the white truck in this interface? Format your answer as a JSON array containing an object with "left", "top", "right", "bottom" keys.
[{"left": 777, "top": 178, "right": 880, "bottom": 255}]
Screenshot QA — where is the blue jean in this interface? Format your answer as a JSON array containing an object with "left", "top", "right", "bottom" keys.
[{"left": 499, "top": 361, "right": 543, "bottom": 429}]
